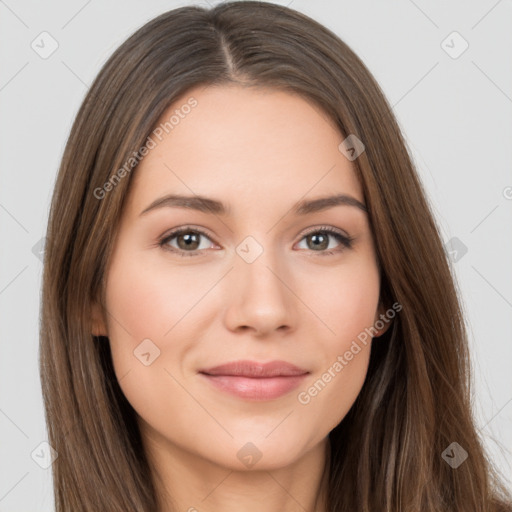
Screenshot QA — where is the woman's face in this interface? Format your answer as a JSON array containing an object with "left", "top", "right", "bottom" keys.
[{"left": 93, "top": 84, "right": 386, "bottom": 471}]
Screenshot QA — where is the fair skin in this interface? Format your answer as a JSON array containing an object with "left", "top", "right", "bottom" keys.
[{"left": 92, "top": 84, "right": 390, "bottom": 512}]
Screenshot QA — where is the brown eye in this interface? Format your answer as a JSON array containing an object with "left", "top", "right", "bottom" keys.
[
  {"left": 159, "top": 227, "right": 215, "bottom": 257},
  {"left": 297, "top": 227, "right": 354, "bottom": 255},
  {"left": 175, "top": 231, "right": 201, "bottom": 250},
  {"left": 305, "top": 232, "right": 329, "bottom": 250}
]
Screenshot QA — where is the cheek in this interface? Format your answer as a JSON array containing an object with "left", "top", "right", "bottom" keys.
[
  {"left": 293, "top": 257, "right": 379, "bottom": 425},
  {"left": 102, "top": 249, "right": 212, "bottom": 400},
  {"left": 104, "top": 248, "right": 214, "bottom": 343},
  {"left": 297, "top": 340, "right": 371, "bottom": 438},
  {"left": 308, "top": 256, "right": 380, "bottom": 351},
  {"left": 102, "top": 251, "right": 210, "bottom": 428}
]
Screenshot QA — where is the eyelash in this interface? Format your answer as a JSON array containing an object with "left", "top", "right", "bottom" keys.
[{"left": 157, "top": 225, "right": 355, "bottom": 258}]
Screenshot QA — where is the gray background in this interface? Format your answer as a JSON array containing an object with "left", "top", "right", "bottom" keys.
[{"left": 1, "top": 0, "right": 511, "bottom": 509}]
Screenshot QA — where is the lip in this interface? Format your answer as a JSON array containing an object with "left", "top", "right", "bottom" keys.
[
  {"left": 199, "top": 360, "right": 309, "bottom": 377},
  {"left": 198, "top": 360, "right": 310, "bottom": 401}
]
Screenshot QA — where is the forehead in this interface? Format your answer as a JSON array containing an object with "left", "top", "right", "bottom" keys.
[{"left": 127, "top": 84, "right": 363, "bottom": 216}]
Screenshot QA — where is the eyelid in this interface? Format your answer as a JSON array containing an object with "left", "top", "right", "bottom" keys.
[
  {"left": 295, "top": 225, "right": 355, "bottom": 256},
  {"left": 158, "top": 224, "right": 354, "bottom": 257},
  {"left": 300, "top": 224, "right": 350, "bottom": 239},
  {"left": 158, "top": 225, "right": 218, "bottom": 256}
]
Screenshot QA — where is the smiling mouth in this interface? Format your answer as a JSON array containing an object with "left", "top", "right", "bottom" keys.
[{"left": 198, "top": 359, "right": 310, "bottom": 400}]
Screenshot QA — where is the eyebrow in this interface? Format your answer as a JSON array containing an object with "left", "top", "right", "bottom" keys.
[{"left": 139, "top": 193, "right": 368, "bottom": 217}]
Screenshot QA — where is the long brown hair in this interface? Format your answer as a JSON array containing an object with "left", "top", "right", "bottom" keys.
[{"left": 40, "top": 2, "right": 512, "bottom": 510}]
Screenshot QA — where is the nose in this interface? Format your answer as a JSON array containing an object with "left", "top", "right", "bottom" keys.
[{"left": 222, "top": 243, "right": 299, "bottom": 337}]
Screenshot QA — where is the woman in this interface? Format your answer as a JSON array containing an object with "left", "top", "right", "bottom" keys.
[{"left": 39, "top": 1, "right": 512, "bottom": 511}]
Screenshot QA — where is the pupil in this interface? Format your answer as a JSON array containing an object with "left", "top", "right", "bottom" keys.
[
  {"left": 180, "top": 233, "right": 199, "bottom": 249},
  {"left": 310, "top": 233, "right": 327, "bottom": 250}
]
